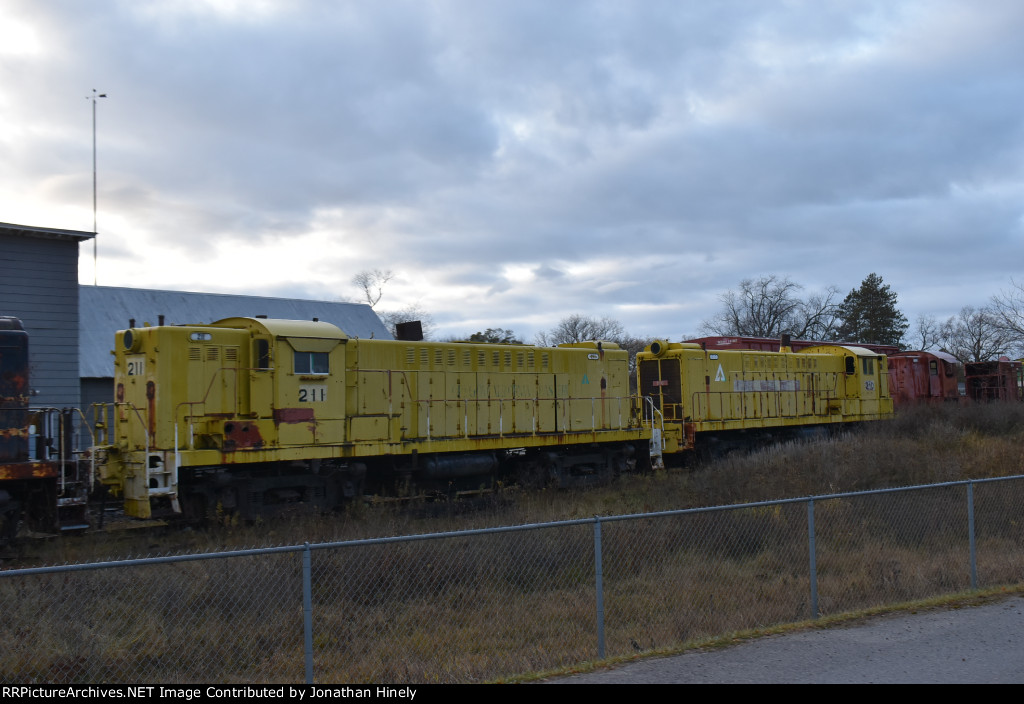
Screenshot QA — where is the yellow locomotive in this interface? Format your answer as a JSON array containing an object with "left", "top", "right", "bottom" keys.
[
  {"left": 96, "top": 317, "right": 649, "bottom": 519},
  {"left": 95, "top": 318, "right": 894, "bottom": 520},
  {"left": 637, "top": 338, "right": 894, "bottom": 460}
]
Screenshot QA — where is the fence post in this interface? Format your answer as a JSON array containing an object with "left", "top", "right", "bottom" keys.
[
  {"left": 303, "top": 542, "right": 314, "bottom": 684},
  {"left": 593, "top": 516, "right": 606, "bottom": 659},
  {"left": 968, "top": 481, "right": 978, "bottom": 590},
  {"left": 808, "top": 499, "right": 819, "bottom": 619}
]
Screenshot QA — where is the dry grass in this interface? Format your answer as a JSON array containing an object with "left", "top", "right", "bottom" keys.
[{"left": 3, "top": 402, "right": 1024, "bottom": 683}]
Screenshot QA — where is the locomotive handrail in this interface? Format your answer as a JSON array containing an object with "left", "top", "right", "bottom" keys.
[
  {"left": 174, "top": 362, "right": 251, "bottom": 449},
  {"left": 641, "top": 396, "right": 664, "bottom": 448},
  {"left": 351, "top": 367, "right": 641, "bottom": 442},
  {"left": 90, "top": 402, "right": 110, "bottom": 446},
  {"left": 26, "top": 407, "right": 88, "bottom": 496},
  {"left": 110, "top": 402, "right": 151, "bottom": 454},
  {"left": 199, "top": 365, "right": 240, "bottom": 418},
  {"left": 68, "top": 406, "right": 98, "bottom": 490},
  {"left": 412, "top": 394, "right": 637, "bottom": 441},
  {"left": 176, "top": 400, "right": 207, "bottom": 450},
  {"left": 693, "top": 371, "right": 843, "bottom": 422},
  {"left": 25, "top": 407, "right": 55, "bottom": 462}
]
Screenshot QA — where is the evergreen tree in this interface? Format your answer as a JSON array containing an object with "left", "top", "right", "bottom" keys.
[{"left": 835, "top": 273, "right": 908, "bottom": 347}]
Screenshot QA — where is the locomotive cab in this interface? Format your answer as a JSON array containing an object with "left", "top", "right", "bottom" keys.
[
  {"left": 101, "top": 317, "right": 351, "bottom": 518},
  {"left": 800, "top": 345, "right": 891, "bottom": 417}
]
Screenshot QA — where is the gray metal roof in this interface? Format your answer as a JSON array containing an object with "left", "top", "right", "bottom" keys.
[
  {"left": 0, "top": 221, "right": 95, "bottom": 242},
  {"left": 79, "top": 286, "right": 392, "bottom": 378}
]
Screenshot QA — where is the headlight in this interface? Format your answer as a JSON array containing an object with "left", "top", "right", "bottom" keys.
[{"left": 123, "top": 329, "right": 139, "bottom": 352}]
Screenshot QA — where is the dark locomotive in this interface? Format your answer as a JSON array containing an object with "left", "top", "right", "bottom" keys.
[{"left": 0, "top": 317, "right": 89, "bottom": 545}]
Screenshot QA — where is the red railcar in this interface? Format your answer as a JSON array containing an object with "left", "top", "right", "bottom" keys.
[
  {"left": 887, "top": 350, "right": 961, "bottom": 405},
  {"left": 965, "top": 358, "right": 1024, "bottom": 402}
]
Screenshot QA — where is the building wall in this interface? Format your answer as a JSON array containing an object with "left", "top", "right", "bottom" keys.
[
  {"left": 0, "top": 232, "right": 82, "bottom": 410},
  {"left": 80, "top": 378, "right": 111, "bottom": 428}
]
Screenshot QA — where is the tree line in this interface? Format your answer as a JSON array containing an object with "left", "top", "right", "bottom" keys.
[
  {"left": 700, "top": 273, "right": 905, "bottom": 347},
  {"left": 700, "top": 273, "right": 1024, "bottom": 363},
  {"left": 352, "top": 268, "right": 1024, "bottom": 364}
]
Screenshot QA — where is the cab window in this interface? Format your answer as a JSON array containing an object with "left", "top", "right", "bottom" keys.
[
  {"left": 294, "top": 351, "right": 329, "bottom": 374},
  {"left": 255, "top": 339, "right": 271, "bottom": 370}
]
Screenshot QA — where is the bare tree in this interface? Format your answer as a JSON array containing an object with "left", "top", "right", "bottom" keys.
[
  {"left": 378, "top": 303, "right": 435, "bottom": 340},
  {"left": 911, "top": 314, "right": 943, "bottom": 351},
  {"left": 939, "top": 305, "right": 1013, "bottom": 363},
  {"left": 352, "top": 269, "right": 394, "bottom": 309},
  {"left": 614, "top": 333, "right": 655, "bottom": 377},
  {"left": 796, "top": 287, "right": 842, "bottom": 340},
  {"left": 700, "top": 275, "right": 840, "bottom": 340},
  {"left": 536, "top": 314, "right": 651, "bottom": 383},
  {"left": 535, "top": 314, "right": 626, "bottom": 346},
  {"left": 990, "top": 279, "right": 1024, "bottom": 355}
]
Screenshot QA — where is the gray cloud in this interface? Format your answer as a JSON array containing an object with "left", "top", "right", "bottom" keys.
[{"left": 3, "top": 0, "right": 1024, "bottom": 342}]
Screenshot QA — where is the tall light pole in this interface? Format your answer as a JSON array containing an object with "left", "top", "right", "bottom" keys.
[{"left": 89, "top": 89, "right": 107, "bottom": 286}]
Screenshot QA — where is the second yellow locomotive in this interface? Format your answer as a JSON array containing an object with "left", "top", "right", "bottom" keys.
[{"left": 638, "top": 338, "right": 894, "bottom": 460}]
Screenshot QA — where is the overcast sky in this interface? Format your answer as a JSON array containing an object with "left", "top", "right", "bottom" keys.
[{"left": 2, "top": 0, "right": 1023, "bottom": 342}]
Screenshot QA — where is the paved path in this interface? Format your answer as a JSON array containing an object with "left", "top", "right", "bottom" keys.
[{"left": 550, "top": 595, "right": 1024, "bottom": 684}]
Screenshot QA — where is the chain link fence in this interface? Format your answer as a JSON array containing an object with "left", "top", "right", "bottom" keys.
[{"left": 3, "top": 475, "right": 1024, "bottom": 684}]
